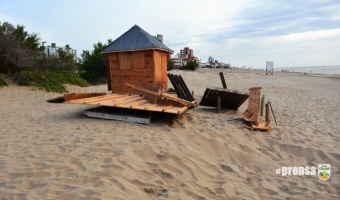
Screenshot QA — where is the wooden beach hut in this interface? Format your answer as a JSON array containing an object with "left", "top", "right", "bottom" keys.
[{"left": 102, "top": 25, "right": 174, "bottom": 93}]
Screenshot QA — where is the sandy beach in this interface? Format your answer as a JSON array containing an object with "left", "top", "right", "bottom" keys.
[{"left": 0, "top": 69, "right": 339, "bottom": 199}]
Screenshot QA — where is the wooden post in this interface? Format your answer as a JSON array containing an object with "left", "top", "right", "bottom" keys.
[
  {"left": 216, "top": 95, "right": 221, "bottom": 113},
  {"left": 269, "top": 102, "right": 277, "bottom": 125},
  {"left": 260, "top": 95, "right": 265, "bottom": 116},
  {"left": 265, "top": 101, "right": 270, "bottom": 122},
  {"left": 219, "top": 72, "right": 227, "bottom": 89}
]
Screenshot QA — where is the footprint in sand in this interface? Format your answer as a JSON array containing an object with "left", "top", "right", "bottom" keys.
[{"left": 220, "top": 164, "right": 234, "bottom": 173}]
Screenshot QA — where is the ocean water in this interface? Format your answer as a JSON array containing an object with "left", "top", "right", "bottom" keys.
[{"left": 275, "top": 65, "right": 340, "bottom": 75}]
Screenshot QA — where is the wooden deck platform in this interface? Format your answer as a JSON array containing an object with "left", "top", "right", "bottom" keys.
[{"left": 65, "top": 94, "right": 190, "bottom": 115}]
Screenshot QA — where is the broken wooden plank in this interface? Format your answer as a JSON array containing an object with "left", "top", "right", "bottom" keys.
[
  {"left": 168, "top": 73, "right": 185, "bottom": 100},
  {"left": 177, "top": 106, "right": 190, "bottom": 114},
  {"left": 199, "top": 87, "right": 249, "bottom": 110},
  {"left": 167, "top": 73, "right": 194, "bottom": 102},
  {"left": 243, "top": 87, "right": 262, "bottom": 124},
  {"left": 64, "top": 93, "right": 107, "bottom": 102},
  {"left": 216, "top": 95, "right": 221, "bottom": 113},
  {"left": 162, "top": 104, "right": 175, "bottom": 112},
  {"left": 67, "top": 94, "right": 118, "bottom": 104},
  {"left": 125, "top": 83, "right": 196, "bottom": 107},
  {"left": 260, "top": 95, "right": 265, "bottom": 117},
  {"left": 177, "top": 75, "right": 195, "bottom": 102},
  {"left": 265, "top": 101, "right": 270, "bottom": 123},
  {"left": 241, "top": 87, "right": 272, "bottom": 131},
  {"left": 83, "top": 94, "right": 130, "bottom": 105},
  {"left": 269, "top": 101, "right": 277, "bottom": 125},
  {"left": 219, "top": 72, "right": 227, "bottom": 89}
]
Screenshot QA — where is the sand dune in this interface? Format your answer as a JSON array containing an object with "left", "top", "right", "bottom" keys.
[{"left": 0, "top": 69, "right": 339, "bottom": 199}]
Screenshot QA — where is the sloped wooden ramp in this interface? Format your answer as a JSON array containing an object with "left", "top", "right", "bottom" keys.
[{"left": 65, "top": 93, "right": 190, "bottom": 115}]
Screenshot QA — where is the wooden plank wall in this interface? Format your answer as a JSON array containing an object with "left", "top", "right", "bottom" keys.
[
  {"left": 153, "top": 50, "right": 162, "bottom": 89},
  {"left": 153, "top": 50, "right": 168, "bottom": 89},
  {"left": 161, "top": 53, "right": 168, "bottom": 89},
  {"left": 108, "top": 50, "right": 158, "bottom": 93}
]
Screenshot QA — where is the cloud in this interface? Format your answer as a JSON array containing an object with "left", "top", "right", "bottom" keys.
[{"left": 1, "top": 0, "right": 340, "bottom": 67}]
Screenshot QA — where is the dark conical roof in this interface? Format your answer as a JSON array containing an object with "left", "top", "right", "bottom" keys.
[{"left": 102, "top": 25, "right": 173, "bottom": 53}]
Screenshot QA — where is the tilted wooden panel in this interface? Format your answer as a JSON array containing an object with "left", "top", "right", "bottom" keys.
[
  {"left": 167, "top": 74, "right": 194, "bottom": 102},
  {"left": 243, "top": 87, "right": 262, "bottom": 123},
  {"left": 199, "top": 87, "right": 249, "bottom": 110}
]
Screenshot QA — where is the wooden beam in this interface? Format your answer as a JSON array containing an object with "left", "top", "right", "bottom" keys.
[
  {"left": 64, "top": 93, "right": 107, "bottom": 102},
  {"left": 162, "top": 104, "right": 174, "bottom": 112},
  {"left": 219, "top": 72, "right": 227, "bottom": 89},
  {"left": 216, "top": 95, "right": 221, "bottom": 113},
  {"left": 269, "top": 101, "right": 277, "bottom": 125},
  {"left": 68, "top": 95, "right": 118, "bottom": 104},
  {"left": 177, "top": 106, "right": 189, "bottom": 114},
  {"left": 265, "top": 101, "right": 270, "bottom": 123},
  {"left": 83, "top": 94, "right": 130, "bottom": 104},
  {"left": 260, "top": 95, "right": 265, "bottom": 117},
  {"left": 125, "top": 83, "right": 196, "bottom": 107},
  {"left": 161, "top": 92, "right": 196, "bottom": 107}
]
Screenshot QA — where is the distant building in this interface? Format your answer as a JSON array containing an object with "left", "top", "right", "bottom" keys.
[
  {"left": 170, "top": 47, "right": 201, "bottom": 68},
  {"left": 45, "top": 43, "right": 77, "bottom": 60},
  {"left": 180, "top": 47, "right": 194, "bottom": 58},
  {"left": 171, "top": 57, "right": 183, "bottom": 68},
  {"left": 63, "top": 44, "right": 77, "bottom": 60},
  {"left": 199, "top": 62, "right": 210, "bottom": 68},
  {"left": 208, "top": 56, "right": 214, "bottom": 63},
  {"left": 45, "top": 43, "right": 58, "bottom": 57}
]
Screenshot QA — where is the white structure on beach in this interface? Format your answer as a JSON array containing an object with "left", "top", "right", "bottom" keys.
[{"left": 266, "top": 61, "right": 274, "bottom": 75}]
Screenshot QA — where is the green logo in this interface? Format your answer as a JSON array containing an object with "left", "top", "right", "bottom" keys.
[{"left": 318, "top": 164, "right": 330, "bottom": 180}]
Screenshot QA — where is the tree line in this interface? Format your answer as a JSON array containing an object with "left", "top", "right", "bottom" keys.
[
  {"left": 0, "top": 21, "right": 199, "bottom": 92},
  {"left": 0, "top": 21, "right": 111, "bottom": 92}
]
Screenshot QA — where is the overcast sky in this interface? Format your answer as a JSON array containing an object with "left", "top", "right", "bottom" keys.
[{"left": 1, "top": 0, "right": 340, "bottom": 68}]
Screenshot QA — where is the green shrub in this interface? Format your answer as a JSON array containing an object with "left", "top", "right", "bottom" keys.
[
  {"left": 167, "top": 60, "right": 175, "bottom": 71},
  {"left": 14, "top": 70, "right": 89, "bottom": 93},
  {"left": 181, "top": 60, "right": 199, "bottom": 71},
  {"left": 0, "top": 76, "right": 8, "bottom": 87}
]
